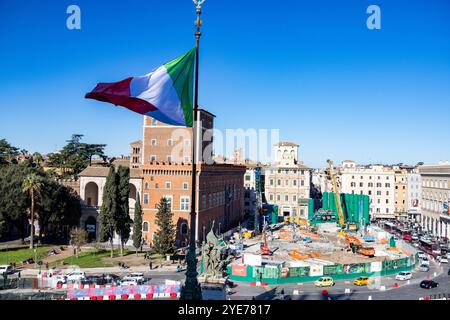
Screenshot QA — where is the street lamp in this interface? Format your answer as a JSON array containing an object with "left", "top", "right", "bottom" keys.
[{"left": 180, "top": 0, "right": 206, "bottom": 301}]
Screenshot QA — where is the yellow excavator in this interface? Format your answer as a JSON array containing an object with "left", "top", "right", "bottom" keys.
[{"left": 326, "top": 159, "right": 358, "bottom": 237}]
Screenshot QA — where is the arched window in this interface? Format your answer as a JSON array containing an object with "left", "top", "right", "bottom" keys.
[
  {"left": 142, "top": 221, "right": 149, "bottom": 232},
  {"left": 181, "top": 223, "right": 188, "bottom": 235}
]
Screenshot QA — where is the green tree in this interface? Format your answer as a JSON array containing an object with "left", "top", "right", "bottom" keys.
[
  {"left": 132, "top": 194, "right": 143, "bottom": 255},
  {"left": 37, "top": 180, "right": 81, "bottom": 241},
  {"left": 0, "top": 138, "right": 19, "bottom": 165},
  {"left": 98, "top": 166, "right": 118, "bottom": 258},
  {"left": 0, "top": 163, "right": 36, "bottom": 241},
  {"left": 116, "top": 166, "right": 132, "bottom": 256},
  {"left": 70, "top": 227, "right": 88, "bottom": 258},
  {"left": 153, "top": 197, "right": 176, "bottom": 255},
  {"left": 22, "top": 173, "right": 44, "bottom": 248},
  {"left": 47, "top": 134, "right": 106, "bottom": 179}
]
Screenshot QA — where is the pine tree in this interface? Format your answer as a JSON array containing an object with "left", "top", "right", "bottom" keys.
[
  {"left": 132, "top": 194, "right": 143, "bottom": 256},
  {"left": 116, "top": 166, "right": 132, "bottom": 256},
  {"left": 153, "top": 197, "right": 176, "bottom": 255},
  {"left": 98, "top": 166, "right": 118, "bottom": 258}
]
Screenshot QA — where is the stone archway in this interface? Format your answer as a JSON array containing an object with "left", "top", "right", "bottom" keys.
[
  {"left": 129, "top": 183, "right": 137, "bottom": 208},
  {"left": 85, "top": 182, "right": 99, "bottom": 207}
]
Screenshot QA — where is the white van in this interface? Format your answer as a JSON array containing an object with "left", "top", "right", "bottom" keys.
[{"left": 0, "top": 265, "right": 13, "bottom": 275}]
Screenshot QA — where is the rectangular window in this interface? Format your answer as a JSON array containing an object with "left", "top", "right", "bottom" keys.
[
  {"left": 277, "top": 180, "right": 281, "bottom": 186},
  {"left": 285, "top": 194, "right": 289, "bottom": 202},
  {"left": 270, "top": 179, "right": 274, "bottom": 186},
  {"left": 269, "top": 194, "right": 274, "bottom": 201},
  {"left": 166, "top": 155, "right": 172, "bottom": 162},
  {"left": 167, "top": 139, "right": 173, "bottom": 146},
  {"left": 144, "top": 193, "right": 149, "bottom": 205},
  {"left": 165, "top": 181, "right": 171, "bottom": 189},
  {"left": 180, "top": 196, "right": 190, "bottom": 211},
  {"left": 151, "top": 139, "right": 157, "bottom": 146},
  {"left": 183, "top": 182, "right": 188, "bottom": 190},
  {"left": 301, "top": 180, "right": 304, "bottom": 186},
  {"left": 202, "top": 194, "right": 206, "bottom": 209},
  {"left": 164, "top": 195, "right": 173, "bottom": 210},
  {"left": 277, "top": 194, "right": 281, "bottom": 201},
  {"left": 293, "top": 180, "right": 297, "bottom": 186},
  {"left": 150, "top": 155, "right": 156, "bottom": 162}
]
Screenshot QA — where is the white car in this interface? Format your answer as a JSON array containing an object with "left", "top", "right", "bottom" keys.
[
  {"left": 53, "top": 275, "right": 67, "bottom": 285},
  {"left": 120, "top": 279, "right": 141, "bottom": 286},
  {"left": 439, "top": 256, "right": 448, "bottom": 264},
  {"left": 122, "top": 273, "right": 145, "bottom": 283},
  {"left": 417, "top": 252, "right": 427, "bottom": 259},
  {"left": 420, "top": 257, "right": 430, "bottom": 266},
  {"left": 395, "top": 271, "right": 412, "bottom": 281},
  {"left": 0, "top": 265, "right": 13, "bottom": 275},
  {"left": 66, "top": 271, "right": 86, "bottom": 282}
]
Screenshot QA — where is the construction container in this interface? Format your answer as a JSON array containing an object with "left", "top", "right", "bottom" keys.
[{"left": 322, "top": 192, "right": 329, "bottom": 211}]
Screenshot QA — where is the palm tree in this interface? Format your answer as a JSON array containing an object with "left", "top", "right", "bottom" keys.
[{"left": 22, "top": 173, "right": 44, "bottom": 249}]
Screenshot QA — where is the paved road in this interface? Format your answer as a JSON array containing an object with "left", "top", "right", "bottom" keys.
[{"left": 228, "top": 260, "right": 450, "bottom": 300}]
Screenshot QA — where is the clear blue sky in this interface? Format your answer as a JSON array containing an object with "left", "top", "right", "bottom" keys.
[{"left": 0, "top": 0, "right": 449, "bottom": 168}]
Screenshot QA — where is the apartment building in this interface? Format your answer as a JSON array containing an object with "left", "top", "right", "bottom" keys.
[
  {"left": 406, "top": 168, "right": 422, "bottom": 222},
  {"left": 264, "top": 142, "right": 311, "bottom": 220},
  {"left": 394, "top": 167, "right": 408, "bottom": 218},
  {"left": 419, "top": 162, "right": 450, "bottom": 238},
  {"left": 339, "top": 160, "right": 395, "bottom": 220}
]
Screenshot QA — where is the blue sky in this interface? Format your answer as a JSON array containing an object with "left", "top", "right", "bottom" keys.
[{"left": 0, "top": 0, "right": 449, "bottom": 168}]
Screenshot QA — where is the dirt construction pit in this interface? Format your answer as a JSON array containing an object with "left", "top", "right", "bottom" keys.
[{"left": 240, "top": 223, "right": 411, "bottom": 267}]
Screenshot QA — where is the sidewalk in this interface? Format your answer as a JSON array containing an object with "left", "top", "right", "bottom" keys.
[{"left": 18, "top": 264, "right": 182, "bottom": 277}]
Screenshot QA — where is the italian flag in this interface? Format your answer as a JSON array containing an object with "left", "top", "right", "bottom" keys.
[{"left": 86, "top": 48, "right": 195, "bottom": 127}]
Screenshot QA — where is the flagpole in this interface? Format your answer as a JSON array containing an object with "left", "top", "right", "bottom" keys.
[{"left": 181, "top": 0, "right": 205, "bottom": 301}]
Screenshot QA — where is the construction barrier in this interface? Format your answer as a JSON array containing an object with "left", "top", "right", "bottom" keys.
[
  {"left": 228, "top": 253, "right": 419, "bottom": 285},
  {"left": 66, "top": 284, "right": 181, "bottom": 300}
]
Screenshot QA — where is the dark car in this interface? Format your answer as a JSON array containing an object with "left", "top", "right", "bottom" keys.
[
  {"left": 81, "top": 276, "right": 106, "bottom": 286},
  {"left": 448, "top": 269, "right": 450, "bottom": 276},
  {"left": 102, "top": 274, "right": 121, "bottom": 285},
  {"left": 420, "top": 280, "right": 439, "bottom": 289}
]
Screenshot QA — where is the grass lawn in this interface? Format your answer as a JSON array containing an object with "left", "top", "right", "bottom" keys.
[
  {"left": 0, "top": 245, "right": 53, "bottom": 265},
  {"left": 51, "top": 249, "right": 135, "bottom": 268}
]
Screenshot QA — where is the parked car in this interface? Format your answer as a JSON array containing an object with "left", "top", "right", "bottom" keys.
[
  {"left": 0, "top": 265, "right": 13, "bottom": 275},
  {"left": 122, "top": 273, "right": 145, "bottom": 283},
  {"left": 420, "top": 280, "right": 439, "bottom": 289},
  {"left": 314, "top": 277, "right": 335, "bottom": 287},
  {"left": 102, "top": 274, "right": 121, "bottom": 285},
  {"left": 354, "top": 276, "right": 370, "bottom": 286},
  {"left": 54, "top": 275, "right": 67, "bottom": 286},
  {"left": 395, "top": 271, "right": 412, "bottom": 281},
  {"left": 82, "top": 276, "right": 106, "bottom": 286},
  {"left": 120, "top": 279, "right": 141, "bottom": 286},
  {"left": 66, "top": 271, "right": 86, "bottom": 282},
  {"left": 419, "top": 264, "right": 430, "bottom": 272},
  {"left": 439, "top": 256, "right": 448, "bottom": 264},
  {"left": 413, "top": 242, "right": 420, "bottom": 248}
]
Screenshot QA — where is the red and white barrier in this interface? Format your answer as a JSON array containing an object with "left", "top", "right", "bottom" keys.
[
  {"left": 67, "top": 292, "right": 180, "bottom": 300},
  {"left": 250, "top": 281, "right": 267, "bottom": 286}
]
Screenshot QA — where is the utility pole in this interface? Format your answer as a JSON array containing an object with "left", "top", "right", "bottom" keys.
[{"left": 181, "top": 0, "right": 205, "bottom": 301}]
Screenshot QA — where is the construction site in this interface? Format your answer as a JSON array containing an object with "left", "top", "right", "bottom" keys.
[{"left": 227, "top": 160, "right": 418, "bottom": 284}]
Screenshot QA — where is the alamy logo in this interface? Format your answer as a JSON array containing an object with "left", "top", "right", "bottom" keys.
[
  {"left": 66, "top": 5, "right": 81, "bottom": 30},
  {"left": 366, "top": 5, "right": 381, "bottom": 30}
]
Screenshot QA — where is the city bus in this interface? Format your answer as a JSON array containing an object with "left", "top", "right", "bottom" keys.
[{"left": 420, "top": 239, "right": 441, "bottom": 255}]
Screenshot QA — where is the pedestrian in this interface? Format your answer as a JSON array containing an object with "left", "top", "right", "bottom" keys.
[
  {"left": 45, "top": 262, "right": 49, "bottom": 270},
  {"left": 149, "top": 261, "right": 152, "bottom": 271},
  {"left": 18, "top": 271, "right": 21, "bottom": 279}
]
